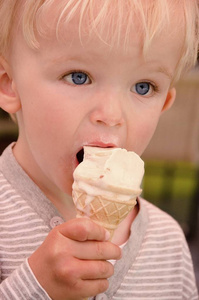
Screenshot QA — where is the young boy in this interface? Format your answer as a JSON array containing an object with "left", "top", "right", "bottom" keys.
[{"left": 0, "top": 0, "right": 198, "bottom": 299}]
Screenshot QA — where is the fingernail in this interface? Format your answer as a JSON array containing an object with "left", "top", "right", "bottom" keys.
[{"left": 105, "top": 230, "right": 111, "bottom": 241}]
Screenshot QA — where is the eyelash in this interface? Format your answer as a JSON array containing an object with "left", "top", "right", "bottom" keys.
[{"left": 148, "top": 82, "right": 159, "bottom": 93}]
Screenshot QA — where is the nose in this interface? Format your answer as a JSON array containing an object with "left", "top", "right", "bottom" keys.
[{"left": 89, "top": 90, "right": 125, "bottom": 127}]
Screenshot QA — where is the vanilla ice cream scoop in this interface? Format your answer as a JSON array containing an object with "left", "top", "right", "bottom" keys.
[
  {"left": 73, "top": 147, "right": 144, "bottom": 195},
  {"left": 72, "top": 147, "right": 145, "bottom": 239}
]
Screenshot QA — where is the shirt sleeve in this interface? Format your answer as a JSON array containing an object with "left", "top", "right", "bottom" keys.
[
  {"left": 0, "top": 259, "right": 51, "bottom": 300},
  {"left": 182, "top": 239, "right": 199, "bottom": 300}
]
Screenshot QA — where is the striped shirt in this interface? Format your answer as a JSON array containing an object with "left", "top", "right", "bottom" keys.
[{"left": 0, "top": 144, "right": 198, "bottom": 300}]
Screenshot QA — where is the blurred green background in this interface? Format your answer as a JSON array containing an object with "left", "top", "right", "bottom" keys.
[{"left": 142, "top": 161, "right": 198, "bottom": 238}]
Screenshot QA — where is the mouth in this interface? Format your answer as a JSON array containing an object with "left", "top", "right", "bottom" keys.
[{"left": 76, "top": 148, "right": 84, "bottom": 164}]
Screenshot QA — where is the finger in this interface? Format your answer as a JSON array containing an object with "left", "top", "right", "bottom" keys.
[
  {"left": 58, "top": 218, "right": 110, "bottom": 242},
  {"left": 72, "top": 240, "right": 122, "bottom": 261},
  {"left": 51, "top": 258, "right": 111, "bottom": 298},
  {"left": 81, "top": 278, "right": 109, "bottom": 298},
  {"left": 80, "top": 260, "right": 114, "bottom": 280}
]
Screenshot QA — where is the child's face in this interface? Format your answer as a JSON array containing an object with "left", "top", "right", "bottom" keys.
[{"left": 8, "top": 10, "right": 180, "bottom": 198}]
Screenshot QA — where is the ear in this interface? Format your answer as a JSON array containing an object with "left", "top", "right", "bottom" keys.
[
  {"left": 161, "top": 87, "right": 176, "bottom": 113},
  {"left": 0, "top": 56, "right": 21, "bottom": 114}
]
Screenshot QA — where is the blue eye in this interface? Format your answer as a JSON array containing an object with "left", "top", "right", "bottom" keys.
[
  {"left": 72, "top": 72, "right": 88, "bottom": 85},
  {"left": 63, "top": 71, "right": 90, "bottom": 85},
  {"left": 135, "top": 82, "right": 151, "bottom": 95}
]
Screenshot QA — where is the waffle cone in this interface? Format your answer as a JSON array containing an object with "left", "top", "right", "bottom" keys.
[{"left": 72, "top": 187, "right": 137, "bottom": 240}]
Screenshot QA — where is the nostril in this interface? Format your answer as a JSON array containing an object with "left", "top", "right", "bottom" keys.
[{"left": 76, "top": 148, "right": 84, "bottom": 164}]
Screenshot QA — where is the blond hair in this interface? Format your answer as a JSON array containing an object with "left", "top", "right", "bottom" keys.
[{"left": 0, "top": 0, "right": 198, "bottom": 82}]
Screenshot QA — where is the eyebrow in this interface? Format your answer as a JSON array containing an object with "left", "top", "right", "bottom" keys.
[
  {"left": 157, "top": 66, "right": 173, "bottom": 80},
  {"left": 48, "top": 55, "right": 75, "bottom": 64}
]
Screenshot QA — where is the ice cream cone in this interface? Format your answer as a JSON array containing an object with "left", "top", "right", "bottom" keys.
[{"left": 72, "top": 186, "right": 140, "bottom": 240}]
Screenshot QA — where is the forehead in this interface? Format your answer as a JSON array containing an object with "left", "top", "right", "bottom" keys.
[{"left": 30, "top": 0, "right": 184, "bottom": 52}]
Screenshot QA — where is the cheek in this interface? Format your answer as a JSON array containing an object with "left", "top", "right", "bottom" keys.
[
  {"left": 139, "top": 123, "right": 158, "bottom": 154},
  {"left": 19, "top": 86, "right": 72, "bottom": 139},
  {"left": 127, "top": 112, "right": 161, "bottom": 155}
]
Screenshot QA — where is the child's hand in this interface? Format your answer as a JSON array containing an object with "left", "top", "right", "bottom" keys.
[{"left": 28, "top": 218, "right": 121, "bottom": 300}]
